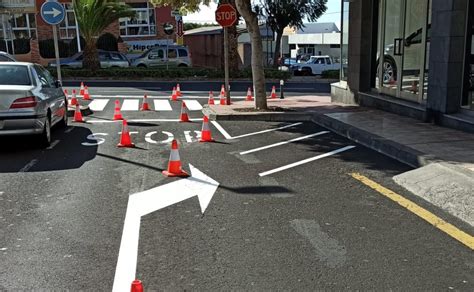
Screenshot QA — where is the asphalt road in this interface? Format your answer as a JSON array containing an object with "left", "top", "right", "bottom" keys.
[{"left": 0, "top": 89, "right": 473, "bottom": 291}]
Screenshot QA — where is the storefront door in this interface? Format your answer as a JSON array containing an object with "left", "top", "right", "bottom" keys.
[{"left": 377, "top": 0, "right": 430, "bottom": 103}]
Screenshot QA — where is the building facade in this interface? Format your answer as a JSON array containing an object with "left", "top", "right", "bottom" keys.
[
  {"left": 0, "top": 0, "right": 175, "bottom": 64},
  {"left": 332, "top": 0, "right": 473, "bottom": 133}
]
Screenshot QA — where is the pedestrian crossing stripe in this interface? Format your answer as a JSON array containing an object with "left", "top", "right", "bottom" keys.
[
  {"left": 89, "top": 99, "right": 109, "bottom": 111},
  {"left": 121, "top": 99, "right": 140, "bottom": 111},
  {"left": 86, "top": 99, "right": 204, "bottom": 112},
  {"left": 153, "top": 100, "right": 172, "bottom": 111}
]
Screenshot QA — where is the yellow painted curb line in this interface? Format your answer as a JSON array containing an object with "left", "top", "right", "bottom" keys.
[{"left": 351, "top": 173, "right": 474, "bottom": 250}]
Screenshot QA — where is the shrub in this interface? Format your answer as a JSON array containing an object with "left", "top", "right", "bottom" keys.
[{"left": 321, "top": 69, "right": 340, "bottom": 79}]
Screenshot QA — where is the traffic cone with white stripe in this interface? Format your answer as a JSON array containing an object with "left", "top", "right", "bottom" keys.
[
  {"left": 162, "top": 139, "right": 189, "bottom": 177},
  {"left": 113, "top": 100, "right": 123, "bottom": 120},
  {"left": 269, "top": 86, "right": 277, "bottom": 99},
  {"left": 73, "top": 103, "right": 84, "bottom": 123},
  {"left": 199, "top": 115, "right": 214, "bottom": 142},
  {"left": 83, "top": 86, "right": 91, "bottom": 100},
  {"left": 208, "top": 91, "right": 215, "bottom": 105},
  {"left": 117, "top": 119, "right": 135, "bottom": 148},
  {"left": 246, "top": 87, "right": 253, "bottom": 101},
  {"left": 141, "top": 94, "right": 150, "bottom": 111},
  {"left": 131, "top": 280, "right": 143, "bottom": 292},
  {"left": 170, "top": 87, "right": 178, "bottom": 101},
  {"left": 79, "top": 82, "right": 85, "bottom": 96},
  {"left": 64, "top": 89, "right": 68, "bottom": 96},
  {"left": 179, "top": 101, "right": 190, "bottom": 122},
  {"left": 219, "top": 87, "right": 226, "bottom": 105},
  {"left": 176, "top": 83, "right": 182, "bottom": 97},
  {"left": 70, "top": 89, "right": 78, "bottom": 106}
]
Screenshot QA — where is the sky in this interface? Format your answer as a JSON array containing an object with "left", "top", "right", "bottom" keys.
[{"left": 183, "top": 0, "right": 342, "bottom": 28}]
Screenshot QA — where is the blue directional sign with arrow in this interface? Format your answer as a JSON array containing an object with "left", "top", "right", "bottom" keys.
[{"left": 40, "top": 1, "right": 65, "bottom": 25}]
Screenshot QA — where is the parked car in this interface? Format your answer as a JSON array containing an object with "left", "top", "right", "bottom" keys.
[
  {"left": 48, "top": 50, "right": 130, "bottom": 69},
  {"left": 130, "top": 45, "right": 192, "bottom": 68},
  {"left": 291, "top": 55, "right": 340, "bottom": 76},
  {"left": 0, "top": 62, "right": 67, "bottom": 147},
  {"left": 0, "top": 51, "right": 16, "bottom": 62}
]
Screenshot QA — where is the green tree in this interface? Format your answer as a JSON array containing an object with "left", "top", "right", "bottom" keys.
[
  {"left": 263, "top": 0, "right": 327, "bottom": 67},
  {"left": 73, "top": 0, "right": 135, "bottom": 70}
]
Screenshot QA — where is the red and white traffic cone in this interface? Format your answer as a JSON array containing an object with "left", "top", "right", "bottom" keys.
[
  {"left": 83, "top": 86, "right": 91, "bottom": 100},
  {"left": 269, "top": 86, "right": 277, "bottom": 99},
  {"left": 141, "top": 94, "right": 150, "bottom": 111},
  {"left": 179, "top": 101, "right": 190, "bottom": 122},
  {"left": 70, "top": 89, "right": 78, "bottom": 106},
  {"left": 113, "top": 100, "right": 123, "bottom": 120},
  {"left": 73, "top": 103, "right": 84, "bottom": 123},
  {"left": 219, "top": 89, "right": 226, "bottom": 105},
  {"left": 131, "top": 280, "right": 144, "bottom": 292},
  {"left": 79, "top": 82, "right": 85, "bottom": 96},
  {"left": 208, "top": 91, "right": 215, "bottom": 105},
  {"left": 246, "top": 87, "right": 253, "bottom": 101},
  {"left": 170, "top": 87, "right": 178, "bottom": 101},
  {"left": 176, "top": 83, "right": 182, "bottom": 97},
  {"left": 117, "top": 119, "right": 135, "bottom": 148},
  {"left": 64, "top": 89, "right": 68, "bottom": 96},
  {"left": 162, "top": 139, "right": 189, "bottom": 177},
  {"left": 200, "top": 115, "right": 214, "bottom": 142}
]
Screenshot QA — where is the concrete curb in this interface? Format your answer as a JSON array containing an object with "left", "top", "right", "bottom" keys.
[{"left": 203, "top": 107, "right": 313, "bottom": 122}]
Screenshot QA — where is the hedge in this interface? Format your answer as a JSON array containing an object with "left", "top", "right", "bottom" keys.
[
  {"left": 321, "top": 69, "right": 340, "bottom": 79},
  {"left": 48, "top": 67, "right": 292, "bottom": 80}
]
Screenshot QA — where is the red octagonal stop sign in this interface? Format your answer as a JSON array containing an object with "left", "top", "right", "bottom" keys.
[{"left": 215, "top": 4, "right": 237, "bottom": 27}]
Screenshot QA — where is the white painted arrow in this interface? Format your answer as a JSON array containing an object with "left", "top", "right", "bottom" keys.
[
  {"left": 44, "top": 8, "right": 61, "bottom": 18},
  {"left": 112, "top": 164, "right": 219, "bottom": 292}
]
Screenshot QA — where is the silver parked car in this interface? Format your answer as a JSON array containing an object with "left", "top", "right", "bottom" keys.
[
  {"left": 0, "top": 51, "right": 16, "bottom": 62},
  {"left": 0, "top": 62, "right": 68, "bottom": 147},
  {"left": 131, "top": 45, "right": 192, "bottom": 68},
  {"left": 48, "top": 50, "right": 130, "bottom": 69}
]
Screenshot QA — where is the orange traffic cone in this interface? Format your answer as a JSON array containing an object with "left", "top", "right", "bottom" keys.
[
  {"left": 73, "top": 103, "right": 84, "bottom": 123},
  {"left": 131, "top": 280, "right": 143, "bottom": 292},
  {"left": 141, "top": 94, "right": 150, "bottom": 111},
  {"left": 219, "top": 89, "right": 226, "bottom": 105},
  {"left": 64, "top": 89, "right": 68, "bottom": 96},
  {"left": 79, "top": 82, "right": 85, "bottom": 96},
  {"left": 269, "top": 86, "right": 277, "bottom": 99},
  {"left": 179, "top": 101, "right": 190, "bottom": 122},
  {"left": 117, "top": 119, "right": 135, "bottom": 148},
  {"left": 170, "top": 87, "right": 178, "bottom": 101},
  {"left": 208, "top": 91, "right": 215, "bottom": 105},
  {"left": 113, "top": 100, "right": 123, "bottom": 120},
  {"left": 83, "top": 86, "right": 91, "bottom": 100},
  {"left": 200, "top": 115, "right": 214, "bottom": 142},
  {"left": 246, "top": 87, "right": 253, "bottom": 101},
  {"left": 70, "top": 90, "right": 78, "bottom": 106},
  {"left": 162, "top": 139, "right": 189, "bottom": 177},
  {"left": 176, "top": 83, "right": 182, "bottom": 97}
]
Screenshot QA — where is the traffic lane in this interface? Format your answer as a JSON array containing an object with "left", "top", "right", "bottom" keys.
[{"left": 136, "top": 121, "right": 473, "bottom": 290}]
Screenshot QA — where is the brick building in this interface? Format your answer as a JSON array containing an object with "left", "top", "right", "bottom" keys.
[{"left": 0, "top": 0, "right": 176, "bottom": 65}]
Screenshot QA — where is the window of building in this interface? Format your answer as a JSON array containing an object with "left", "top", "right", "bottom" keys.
[
  {"left": 11, "top": 13, "right": 36, "bottom": 39},
  {"left": 119, "top": 3, "right": 156, "bottom": 37},
  {"left": 59, "top": 4, "right": 79, "bottom": 39}
]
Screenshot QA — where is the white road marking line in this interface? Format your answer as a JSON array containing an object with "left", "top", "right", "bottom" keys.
[
  {"left": 121, "top": 100, "right": 139, "bottom": 111},
  {"left": 240, "top": 131, "right": 330, "bottom": 155},
  {"left": 153, "top": 100, "right": 172, "bottom": 111},
  {"left": 87, "top": 118, "right": 203, "bottom": 124},
  {"left": 211, "top": 121, "right": 303, "bottom": 140},
  {"left": 184, "top": 131, "right": 194, "bottom": 143},
  {"left": 88, "top": 99, "right": 109, "bottom": 111},
  {"left": 259, "top": 145, "right": 356, "bottom": 177},
  {"left": 47, "top": 140, "right": 60, "bottom": 150},
  {"left": 145, "top": 131, "right": 174, "bottom": 144},
  {"left": 185, "top": 100, "right": 203, "bottom": 111},
  {"left": 19, "top": 159, "right": 39, "bottom": 173}
]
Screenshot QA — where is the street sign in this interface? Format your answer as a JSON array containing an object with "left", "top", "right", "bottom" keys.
[
  {"left": 40, "top": 1, "right": 65, "bottom": 25},
  {"left": 163, "top": 22, "right": 174, "bottom": 35},
  {"left": 215, "top": 4, "right": 237, "bottom": 27},
  {"left": 176, "top": 19, "right": 184, "bottom": 37}
]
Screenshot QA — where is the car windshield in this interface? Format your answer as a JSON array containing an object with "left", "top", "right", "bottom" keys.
[
  {"left": 138, "top": 49, "right": 151, "bottom": 58},
  {"left": 0, "top": 65, "right": 31, "bottom": 85}
]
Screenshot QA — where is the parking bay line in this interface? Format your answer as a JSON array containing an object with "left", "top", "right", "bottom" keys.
[
  {"left": 211, "top": 121, "right": 303, "bottom": 140},
  {"left": 240, "top": 131, "right": 330, "bottom": 155},
  {"left": 259, "top": 145, "right": 356, "bottom": 177},
  {"left": 351, "top": 173, "right": 474, "bottom": 250}
]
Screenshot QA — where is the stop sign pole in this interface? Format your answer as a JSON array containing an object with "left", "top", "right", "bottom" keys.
[{"left": 216, "top": 4, "right": 237, "bottom": 105}]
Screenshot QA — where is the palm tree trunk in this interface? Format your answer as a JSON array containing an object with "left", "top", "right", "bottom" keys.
[
  {"left": 83, "top": 38, "right": 100, "bottom": 71},
  {"left": 273, "top": 29, "right": 283, "bottom": 67},
  {"left": 235, "top": 0, "right": 267, "bottom": 110}
]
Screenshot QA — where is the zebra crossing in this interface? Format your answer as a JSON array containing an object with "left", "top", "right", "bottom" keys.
[{"left": 86, "top": 99, "right": 204, "bottom": 112}]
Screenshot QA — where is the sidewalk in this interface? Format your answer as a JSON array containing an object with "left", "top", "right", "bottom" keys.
[{"left": 204, "top": 95, "right": 474, "bottom": 227}]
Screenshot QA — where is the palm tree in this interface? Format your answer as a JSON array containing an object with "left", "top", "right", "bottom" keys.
[{"left": 73, "top": 0, "right": 135, "bottom": 70}]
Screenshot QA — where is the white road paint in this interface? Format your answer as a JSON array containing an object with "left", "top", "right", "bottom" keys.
[
  {"left": 259, "top": 145, "right": 356, "bottom": 177},
  {"left": 112, "top": 164, "right": 219, "bottom": 292},
  {"left": 121, "top": 100, "right": 139, "bottom": 111},
  {"left": 145, "top": 131, "right": 174, "bottom": 144},
  {"left": 153, "top": 100, "right": 173, "bottom": 111},
  {"left": 86, "top": 118, "right": 203, "bottom": 124},
  {"left": 118, "top": 131, "right": 139, "bottom": 135},
  {"left": 46, "top": 140, "right": 60, "bottom": 150},
  {"left": 67, "top": 94, "right": 247, "bottom": 99},
  {"left": 211, "top": 121, "right": 303, "bottom": 140},
  {"left": 240, "top": 131, "right": 330, "bottom": 155},
  {"left": 88, "top": 99, "right": 109, "bottom": 111},
  {"left": 184, "top": 100, "right": 203, "bottom": 111},
  {"left": 82, "top": 133, "right": 108, "bottom": 146},
  {"left": 19, "top": 159, "right": 39, "bottom": 173}
]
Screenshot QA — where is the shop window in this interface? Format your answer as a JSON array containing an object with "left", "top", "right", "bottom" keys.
[
  {"left": 11, "top": 13, "right": 36, "bottom": 39},
  {"left": 119, "top": 3, "right": 156, "bottom": 37},
  {"left": 59, "top": 4, "right": 79, "bottom": 39}
]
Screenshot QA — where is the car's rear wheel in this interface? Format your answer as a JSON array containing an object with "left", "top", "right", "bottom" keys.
[
  {"left": 301, "top": 67, "right": 313, "bottom": 76},
  {"left": 38, "top": 116, "right": 51, "bottom": 148}
]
